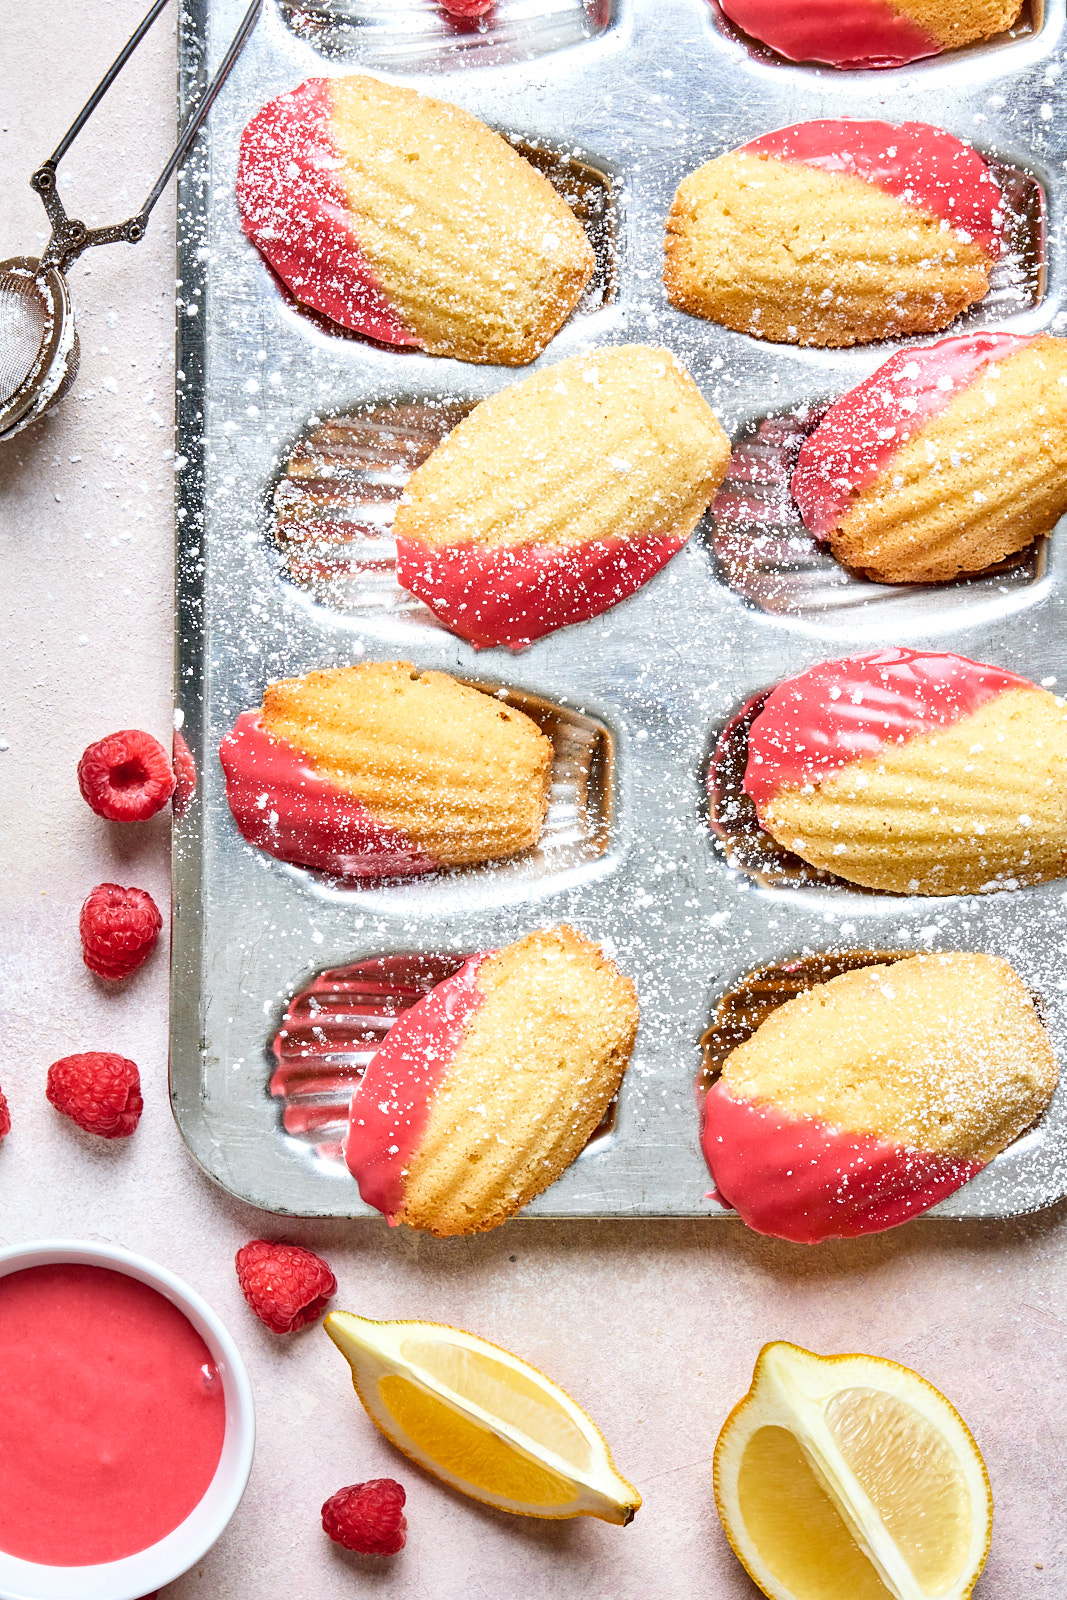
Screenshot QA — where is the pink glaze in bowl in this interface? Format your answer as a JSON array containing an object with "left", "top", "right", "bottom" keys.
[{"left": 0, "top": 1240, "right": 254, "bottom": 1600}]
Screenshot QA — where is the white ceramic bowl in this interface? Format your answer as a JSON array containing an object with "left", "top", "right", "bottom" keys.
[{"left": 0, "top": 1239, "right": 255, "bottom": 1600}]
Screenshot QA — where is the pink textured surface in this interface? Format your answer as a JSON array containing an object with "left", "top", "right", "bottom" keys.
[
  {"left": 791, "top": 331, "right": 1033, "bottom": 539},
  {"left": 702, "top": 1080, "right": 983, "bottom": 1243},
  {"left": 219, "top": 711, "right": 435, "bottom": 880},
  {"left": 0, "top": 6, "right": 1065, "bottom": 1596},
  {"left": 396, "top": 530, "right": 688, "bottom": 649},
  {"left": 346, "top": 953, "right": 490, "bottom": 1218},
  {"left": 236, "top": 78, "right": 419, "bottom": 348},
  {"left": 717, "top": 0, "right": 940, "bottom": 68},
  {"left": 743, "top": 647, "right": 1031, "bottom": 808}
]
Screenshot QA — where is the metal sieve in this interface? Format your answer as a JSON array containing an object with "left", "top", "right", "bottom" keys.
[{"left": 0, "top": 0, "right": 262, "bottom": 442}]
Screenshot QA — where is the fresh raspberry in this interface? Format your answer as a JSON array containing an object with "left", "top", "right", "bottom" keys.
[
  {"left": 77, "top": 730, "right": 176, "bottom": 822},
  {"left": 441, "top": 0, "right": 493, "bottom": 14},
  {"left": 80, "top": 883, "right": 163, "bottom": 980},
  {"left": 172, "top": 730, "right": 197, "bottom": 819},
  {"left": 321, "top": 1479, "right": 407, "bottom": 1555},
  {"left": 0, "top": 1086, "right": 10, "bottom": 1140},
  {"left": 46, "top": 1052, "right": 143, "bottom": 1138},
  {"left": 235, "top": 1240, "right": 337, "bottom": 1334}
]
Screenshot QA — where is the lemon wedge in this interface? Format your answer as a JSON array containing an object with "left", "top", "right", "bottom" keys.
[
  {"left": 324, "top": 1311, "right": 640, "bottom": 1524},
  {"left": 714, "top": 1342, "right": 992, "bottom": 1600}
]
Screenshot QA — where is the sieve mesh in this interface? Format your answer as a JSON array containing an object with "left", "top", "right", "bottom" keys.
[{"left": 0, "top": 272, "right": 49, "bottom": 409}]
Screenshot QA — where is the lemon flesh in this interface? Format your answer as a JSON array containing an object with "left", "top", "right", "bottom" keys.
[
  {"left": 716, "top": 1343, "right": 992, "bottom": 1600},
  {"left": 325, "top": 1311, "right": 640, "bottom": 1523},
  {"left": 825, "top": 1387, "right": 973, "bottom": 1592}
]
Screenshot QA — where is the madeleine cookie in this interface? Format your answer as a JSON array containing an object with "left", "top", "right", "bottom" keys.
[
  {"left": 665, "top": 121, "right": 1002, "bottom": 347},
  {"left": 702, "top": 952, "right": 1056, "bottom": 1242},
  {"left": 345, "top": 926, "right": 640, "bottom": 1234},
  {"left": 219, "top": 662, "right": 553, "bottom": 880},
  {"left": 792, "top": 331, "right": 1067, "bottom": 582},
  {"left": 395, "top": 346, "right": 731, "bottom": 648},
  {"left": 237, "top": 76, "right": 594, "bottom": 365},
  {"left": 743, "top": 647, "right": 1067, "bottom": 895},
  {"left": 718, "top": 0, "right": 1023, "bottom": 68}
]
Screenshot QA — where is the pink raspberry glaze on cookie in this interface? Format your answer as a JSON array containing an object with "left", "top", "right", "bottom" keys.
[
  {"left": 718, "top": 0, "right": 940, "bottom": 67},
  {"left": 237, "top": 78, "right": 418, "bottom": 347},
  {"left": 743, "top": 121, "right": 1002, "bottom": 257},
  {"left": 743, "top": 648, "right": 1031, "bottom": 812},
  {"left": 701, "top": 1079, "right": 982, "bottom": 1242},
  {"left": 219, "top": 711, "right": 435, "bottom": 880},
  {"left": 345, "top": 954, "right": 491, "bottom": 1218},
  {"left": 792, "top": 331, "right": 1033, "bottom": 540},
  {"left": 396, "top": 531, "right": 687, "bottom": 650}
]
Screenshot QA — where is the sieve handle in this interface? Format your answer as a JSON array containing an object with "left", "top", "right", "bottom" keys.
[{"left": 32, "top": 0, "right": 262, "bottom": 272}]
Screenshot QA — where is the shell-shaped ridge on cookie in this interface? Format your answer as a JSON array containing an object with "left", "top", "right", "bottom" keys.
[
  {"left": 218, "top": 661, "right": 555, "bottom": 882},
  {"left": 666, "top": 120, "right": 1005, "bottom": 348},
  {"left": 791, "top": 331, "right": 1067, "bottom": 584}
]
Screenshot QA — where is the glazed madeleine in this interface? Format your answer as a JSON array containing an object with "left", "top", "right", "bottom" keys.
[
  {"left": 665, "top": 121, "right": 1001, "bottom": 348},
  {"left": 219, "top": 661, "right": 553, "bottom": 879},
  {"left": 744, "top": 648, "right": 1067, "bottom": 896},
  {"left": 792, "top": 332, "right": 1067, "bottom": 583},
  {"left": 346, "top": 926, "right": 640, "bottom": 1234},
  {"left": 395, "top": 345, "right": 731, "bottom": 647},
  {"left": 237, "top": 75, "right": 593, "bottom": 365},
  {"left": 703, "top": 951, "right": 1057, "bottom": 1242}
]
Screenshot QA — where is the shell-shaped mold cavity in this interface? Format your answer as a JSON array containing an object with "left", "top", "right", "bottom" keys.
[{"left": 274, "top": 0, "right": 617, "bottom": 72}]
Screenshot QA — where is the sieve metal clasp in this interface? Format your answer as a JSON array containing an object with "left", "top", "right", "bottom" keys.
[{"left": 32, "top": 164, "right": 147, "bottom": 273}]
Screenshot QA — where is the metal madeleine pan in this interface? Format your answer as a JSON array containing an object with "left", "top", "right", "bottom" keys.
[{"left": 173, "top": 0, "right": 1067, "bottom": 1219}]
